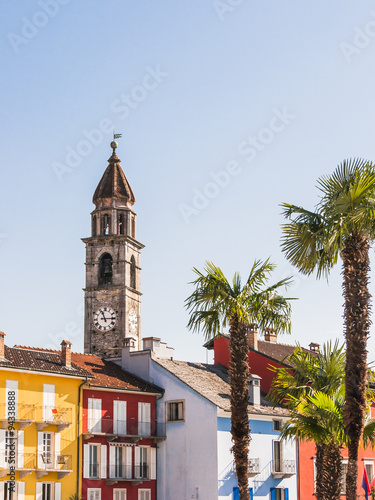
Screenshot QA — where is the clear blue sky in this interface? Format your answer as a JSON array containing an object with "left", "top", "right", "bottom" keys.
[{"left": 2, "top": 1, "right": 375, "bottom": 363}]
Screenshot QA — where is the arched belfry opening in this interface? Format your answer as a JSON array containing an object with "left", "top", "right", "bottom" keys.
[
  {"left": 99, "top": 253, "right": 113, "bottom": 285},
  {"left": 130, "top": 255, "right": 136, "bottom": 289}
]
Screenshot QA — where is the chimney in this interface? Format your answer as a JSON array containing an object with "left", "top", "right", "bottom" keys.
[
  {"left": 246, "top": 324, "right": 258, "bottom": 351},
  {"left": 60, "top": 340, "right": 72, "bottom": 368},
  {"left": 264, "top": 327, "right": 277, "bottom": 343},
  {"left": 0, "top": 332, "right": 5, "bottom": 360},
  {"left": 248, "top": 374, "right": 261, "bottom": 407},
  {"left": 309, "top": 342, "right": 320, "bottom": 352}
]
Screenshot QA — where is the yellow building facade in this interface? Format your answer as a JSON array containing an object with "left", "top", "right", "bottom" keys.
[{"left": 0, "top": 336, "right": 91, "bottom": 500}]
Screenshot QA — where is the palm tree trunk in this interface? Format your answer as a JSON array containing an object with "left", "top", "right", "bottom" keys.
[
  {"left": 315, "top": 442, "right": 342, "bottom": 500},
  {"left": 229, "top": 315, "right": 250, "bottom": 500},
  {"left": 342, "top": 233, "right": 371, "bottom": 500}
]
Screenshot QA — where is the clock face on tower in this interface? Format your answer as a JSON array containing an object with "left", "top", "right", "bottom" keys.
[{"left": 93, "top": 307, "right": 117, "bottom": 331}]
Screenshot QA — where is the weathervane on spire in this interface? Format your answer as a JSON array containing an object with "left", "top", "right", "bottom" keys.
[{"left": 111, "top": 130, "right": 122, "bottom": 152}]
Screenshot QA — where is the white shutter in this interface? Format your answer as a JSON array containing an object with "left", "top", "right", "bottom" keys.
[
  {"left": 36, "top": 482, "right": 42, "bottom": 500},
  {"left": 138, "top": 403, "right": 151, "bottom": 436},
  {"left": 37, "top": 432, "right": 44, "bottom": 469},
  {"left": 114, "top": 400, "right": 127, "bottom": 435},
  {"left": 83, "top": 444, "right": 90, "bottom": 478},
  {"left": 109, "top": 445, "right": 116, "bottom": 478},
  {"left": 88, "top": 398, "right": 102, "bottom": 433},
  {"left": 0, "top": 429, "right": 6, "bottom": 468},
  {"left": 126, "top": 447, "right": 132, "bottom": 479},
  {"left": 43, "top": 384, "right": 55, "bottom": 421},
  {"left": 6, "top": 380, "right": 18, "bottom": 419},
  {"left": 134, "top": 447, "right": 141, "bottom": 478},
  {"left": 101, "top": 444, "right": 107, "bottom": 479},
  {"left": 150, "top": 447, "right": 156, "bottom": 480},
  {"left": 0, "top": 482, "right": 4, "bottom": 498},
  {"left": 18, "top": 482, "right": 25, "bottom": 500},
  {"left": 18, "top": 430, "right": 24, "bottom": 468},
  {"left": 55, "top": 482, "right": 61, "bottom": 500},
  {"left": 54, "top": 432, "right": 61, "bottom": 469}
]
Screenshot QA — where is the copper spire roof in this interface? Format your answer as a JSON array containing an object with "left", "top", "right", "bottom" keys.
[{"left": 93, "top": 143, "right": 135, "bottom": 207}]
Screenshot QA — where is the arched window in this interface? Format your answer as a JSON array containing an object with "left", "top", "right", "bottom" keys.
[
  {"left": 130, "top": 255, "right": 136, "bottom": 289},
  {"left": 102, "top": 214, "right": 111, "bottom": 235},
  {"left": 99, "top": 253, "right": 113, "bottom": 285},
  {"left": 92, "top": 215, "right": 97, "bottom": 236},
  {"left": 118, "top": 214, "right": 124, "bottom": 235}
]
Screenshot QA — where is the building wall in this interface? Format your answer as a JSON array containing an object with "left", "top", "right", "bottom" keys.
[
  {"left": 148, "top": 362, "right": 219, "bottom": 500},
  {"left": 0, "top": 368, "right": 81, "bottom": 500},
  {"left": 81, "top": 387, "right": 157, "bottom": 500},
  {"left": 217, "top": 416, "right": 298, "bottom": 500}
]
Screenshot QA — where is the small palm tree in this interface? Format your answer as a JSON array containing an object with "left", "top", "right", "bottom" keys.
[
  {"left": 185, "top": 260, "right": 292, "bottom": 500},
  {"left": 281, "top": 159, "right": 375, "bottom": 500},
  {"left": 268, "top": 342, "right": 346, "bottom": 500}
]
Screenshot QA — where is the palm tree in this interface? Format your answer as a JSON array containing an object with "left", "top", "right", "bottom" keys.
[
  {"left": 268, "top": 342, "right": 346, "bottom": 500},
  {"left": 280, "top": 159, "right": 375, "bottom": 500},
  {"left": 185, "top": 260, "right": 292, "bottom": 500}
]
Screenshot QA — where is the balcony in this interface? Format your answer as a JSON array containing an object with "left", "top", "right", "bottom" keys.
[
  {"left": 248, "top": 458, "right": 260, "bottom": 477},
  {"left": 36, "top": 453, "right": 73, "bottom": 479},
  {"left": 0, "top": 403, "right": 35, "bottom": 429},
  {"left": 106, "top": 464, "right": 150, "bottom": 486},
  {"left": 272, "top": 459, "right": 296, "bottom": 478},
  {"left": 35, "top": 406, "right": 72, "bottom": 431},
  {"left": 0, "top": 453, "right": 37, "bottom": 479},
  {"left": 82, "top": 417, "right": 166, "bottom": 442}
]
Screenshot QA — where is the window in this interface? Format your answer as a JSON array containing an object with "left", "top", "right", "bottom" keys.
[
  {"left": 99, "top": 253, "right": 113, "bottom": 286},
  {"left": 138, "top": 490, "right": 151, "bottom": 500},
  {"left": 43, "top": 384, "right": 55, "bottom": 422},
  {"left": 102, "top": 214, "right": 111, "bottom": 235},
  {"left": 130, "top": 256, "right": 136, "bottom": 289},
  {"left": 113, "top": 400, "right": 127, "bottom": 435},
  {"left": 35, "top": 482, "right": 60, "bottom": 500},
  {"left": 135, "top": 447, "right": 148, "bottom": 479},
  {"left": 166, "top": 401, "right": 184, "bottom": 422},
  {"left": 89, "top": 445, "right": 100, "bottom": 479},
  {"left": 138, "top": 403, "right": 151, "bottom": 436},
  {"left": 113, "top": 490, "right": 126, "bottom": 500},
  {"left": 37, "top": 432, "right": 59, "bottom": 470},
  {"left": 118, "top": 214, "right": 125, "bottom": 235},
  {"left": 87, "top": 489, "right": 101, "bottom": 500},
  {"left": 88, "top": 398, "right": 102, "bottom": 433},
  {"left": 341, "top": 460, "right": 348, "bottom": 494},
  {"left": 273, "top": 420, "right": 282, "bottom": 431},
  {"left": 271, "top": 488, "right": 288, "bottom": 500},
  {"left": 365, "top": 461, "right": 374, "bottom": 484},
  {"left": 273, "top": 440, "right": 282, "bottom": 473},
  {"left": 109, "top": 445, "right": 132, "bottom": 479},
  {"left": 3, "top": 482, "right": 16, "bottom": 500},
  {"left": 83, "top": 444, "right": 106, "bottom": 480}
]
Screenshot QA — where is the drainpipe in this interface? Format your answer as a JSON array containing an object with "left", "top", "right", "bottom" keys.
[{"left": 77, "top": 377, "right": 88, "bottom": 498}]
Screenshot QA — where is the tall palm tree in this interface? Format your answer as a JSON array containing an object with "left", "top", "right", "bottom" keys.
[
  {"left": 280, "top": 159, "right": 375, "bottom": 500},
  {"left": 268, "top": 342, "right": 346, "bottom": 500},
  {"left": 185, "top": 260, "right": 292, "bottom": 500}
]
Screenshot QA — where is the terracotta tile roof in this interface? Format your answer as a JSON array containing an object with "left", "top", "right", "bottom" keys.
[
  {"left": 71, "top": 352, "right": 163, "bottom": 394},
  {"left": 12, "top": 345, "right": 163, "bottom": 394},
  {"left": 1, "top": 345, "right": 92, "bottom": 378},
  {"left": 93, "top": 152, "right": 135, "bottom": 207},
  {"left": 153, "top": 357, "right": 287, "bottom": 416}
]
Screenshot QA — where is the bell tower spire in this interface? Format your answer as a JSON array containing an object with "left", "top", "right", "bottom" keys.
[{"left": 82, "top": 140, "right": 144, "bottom": 358}]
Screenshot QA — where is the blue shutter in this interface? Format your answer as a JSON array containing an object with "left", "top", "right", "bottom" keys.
[
  {"left": 270, "top": 488, "right": 276, "bottom": 500},
  {"left": 233, "top": 487, "right": 253, "bottom": 499},
  {"left": 284, "top": 488, "right": 289, "bottom": 500}
]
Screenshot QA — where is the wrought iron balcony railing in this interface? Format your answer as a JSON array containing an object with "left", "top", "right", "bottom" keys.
[
  {"left": 83, "top": 417, "right": 166, "bottom": 441},
  {"left": 272, "top": 459, "right": 296, "bottom": 476},
  {"left": 35, "top": 406, "right": 72, "bottom": 430},
  {"left": 0, "top": 403, "right": 36, "bottom": 428}
]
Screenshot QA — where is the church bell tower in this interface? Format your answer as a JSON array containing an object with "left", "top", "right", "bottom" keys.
[{"left": 83, "top": 140, "right": 144, "bottom": 358}]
